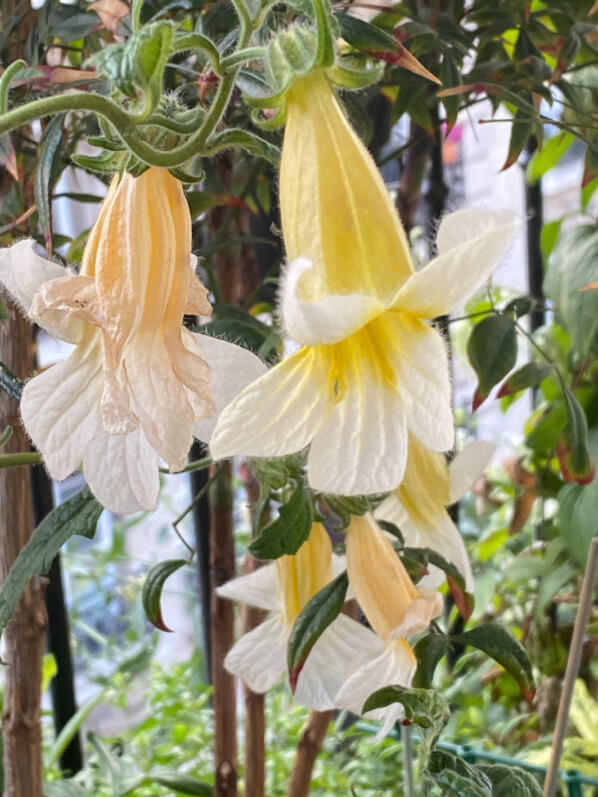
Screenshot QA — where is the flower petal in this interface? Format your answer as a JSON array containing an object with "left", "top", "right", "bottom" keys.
[
  {"left": 393, "top": 209, "right": 519, "bottom": 318},
  {"left": 390, "top": 590, "right": 443, "bottom": 638},
  {"left": 388, "top": 313, "right": 453, "bottom": 452},
  {"left": 335, "top": 638, "right": 417, "bottom": 738},
  {"left": 216, "top": 563, "right": 280, "bottom": 612},
  {"left": 191, "top": 333, "right": 267, "bottom": 442},
  {"left": 29, "top": 273, "right": 100, "bottom": 343},
  {"left": 280, "top": 257, "right": 383, "bottom": 345},
  {"left": 307, "top": 373, "right": 408, "bottom": 495},
  {"left": 223, "top": 614, "right": 288, "bottom": 693},
  {"left": 209, "top": 348, "right": 327, "bottom": 460},
  {"left": 20, "top": 334, "right": 103, "bottom": 480},
  {"left": 449, "top": 440, "right": 496, "bottom": 503},
  {"left": 295, "top": 613, "right": 384, "bottom": 711},
  {"left": 0, "top": 239, "right": 67, "bottom": 314},
  {"left": 82, "top": 427, "right": 160, "bottom": 514},
  {"left": 185, "top": 271, "right": 212, "bottom": 316}
]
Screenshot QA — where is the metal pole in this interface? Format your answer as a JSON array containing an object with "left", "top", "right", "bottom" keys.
[{"left": 543, "top": 537, "right": 598, "bottom": 797}]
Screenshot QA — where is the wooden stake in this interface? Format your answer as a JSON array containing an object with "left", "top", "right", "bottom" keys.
[
  {"left": 0, "top": 310, "right": 47, "bottom": 797},
  {"left": 286, "top": 711, "right": 333, "bottom": 797},
  {"left": 543, "top": 537, "right": 598, "bottom": 797},
  {"left": 209, "top": 462, "right": 238, "bottom": 797}
]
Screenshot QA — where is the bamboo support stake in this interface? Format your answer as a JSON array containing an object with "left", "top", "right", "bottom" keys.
[
  {"left": 543, "top": 537, "right": 598, "bottom": 797},
  {"left": 286, "top": 711, "right": 333, "bottom": 797}
]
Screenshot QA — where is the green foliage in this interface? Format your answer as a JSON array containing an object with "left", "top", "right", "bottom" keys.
[
  {"left": 467, "top": 315, "right": 518, "bottom": 409},
  {"left": 287, "top": 570, "right": 348, "bottom": 689},
  {"left": 141, "top": 559, "right": 188, "bottom": 632},
  {"left": 249, "top": 483, "right": 313, "bottom": 559},
  {"left": 0, "top": 487, "right": 102, "bottom": 639}
]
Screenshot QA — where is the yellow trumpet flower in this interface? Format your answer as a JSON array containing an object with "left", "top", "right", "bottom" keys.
[
  {"left": 377, "top": 436, "right": 496, "bottom": 592},
  {"left": 336, "top": 514, "right": 442, "bottom": 737},
  {"left": 217, "top": 522, "right": 383, "bottom": 709},
  {"left": 0, "top": 167, "right": 264, "bottom": 513},
  {"left": 210, "top": 71, "right": 518, "bottom": 496}
]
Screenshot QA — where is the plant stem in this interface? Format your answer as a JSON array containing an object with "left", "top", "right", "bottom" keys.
[
  {"left": 0, "top": 451, "right": 42, "bottom": 468},
  {"left": 286, "top": 711, "right": 334, "bottom": 797}
]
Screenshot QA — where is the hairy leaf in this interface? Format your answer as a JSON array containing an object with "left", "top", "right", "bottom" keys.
[
  {"left": 249, "top": 484, "right": 312, "bottom": 560},
  {"left": 0, "top": 488, "right": 102, "bottom": 638},
  {"left": 477, "top": 764, "right": 542, "bottom": 796},
  {"left": 34, "top": 114, "right": 65, "bottom": 253}
]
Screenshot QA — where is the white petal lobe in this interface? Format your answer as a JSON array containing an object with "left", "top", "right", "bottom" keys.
[
  {"left": 223, "top": 615, "right": 288, "bottom": 693},
  {"left": 216, "top": 564, "right": 280, "bottom": 612},
  {"left": 449, "top": 440, "right": 496, "bottom": 503},
  {"left": 0, "top": 240, "right": 68, "bottom": 315}
]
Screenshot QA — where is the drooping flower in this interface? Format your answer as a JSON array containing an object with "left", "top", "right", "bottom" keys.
[
  {"left": 210, "top": 71, "right": 518, "bottom": 496},
  {"left": 0, "top": 167, "right": 265, "bottom": 513},
  {"left": 217, "top": 522, "right": 384, "bottom": 709},
  {"left": 335, "top": 513, "right": 442, "bottom": 737},
  {"left": 376, "top": 436, "right": 496, "bottom": 592}
]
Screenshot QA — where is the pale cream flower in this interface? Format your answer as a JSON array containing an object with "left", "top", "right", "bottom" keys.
[
  {"left": 210, "top": 71, "right": 518, "bottom": 496},
  {"left": 217, "top": 522, "right": 383, "bottom": 709},
  {"left": 335, "top": 513, "right": 442, "bottom": 737},
  {"left": 376, "top": 436, "right": 496, "bottom": 592},
  {"left": 0, "top": 168, "right": 265, "bottom": 513}
]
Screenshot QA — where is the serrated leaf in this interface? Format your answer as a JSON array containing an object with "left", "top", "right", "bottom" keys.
[
  {"left": 557, "top": 383, "right": 595, "bottom": 485},
  {"left": 496, "top": 363, "right": 553, "bottom": 398},
  {"left": 477, "top": 763, "right": 542, "bottom": 796},
  {"left": 413, "top": 633, "right": 450, "bottom": 688},
  {"left": 337, "top": 14, "right": 399, "bottom": 53},
  {"left": 467, "top": 315, "right": 517, "bottom": 409},
  {"left": 141, "top": 559, "right": 187, "bottom": 631},
  {"left": 0, "top": 488, "right": 102, "bottom": 638},
  {"left": 287, "top": 570, "right": 348, "bottom": 692},
  {"left": 34, "top": 114, "right": 65, "bottom": 254},
  {"left": 452, "top": 622, "right": 534, "bottom": 700},
  {"left": 526, "top": 131, "right": 574, "bottom": 182},
  {"left": 249, "top": 484, "right": 312, "bottom": 560},
  {"left": 363, "top": 685, "right": 450, "bottom": 764},
  {"left": 428, "top": 750, "right": 492, "bottom": 797}
]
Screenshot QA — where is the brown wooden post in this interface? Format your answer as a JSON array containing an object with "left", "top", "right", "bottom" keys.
[
  {"left": 286, "top": 711, "right": 334, "bottom": 797},
  {"left": 209, "top": 461, "right": 238, "bottom": 797},
  {"left": 0, "top": 309, "right": 47, "bottom": 797}
]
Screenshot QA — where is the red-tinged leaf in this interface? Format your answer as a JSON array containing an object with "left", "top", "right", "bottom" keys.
[
  {"left": 437, "top": 82, "right": 486, "bottom": 98},
  {"left": 583, "top": 147, "right": 598, "bottom": 188},
  {"left": 557, "top": 383, "right": 595, "bottom": 485},
  {"left": 368, "top": 43, "right": 440, "bottom": 84},
  {"left": 501, "top": 108, "right": 534, "bottom": 172},
  {"left": 287, "top": 571, "right": 348, "bottom": 693},
  {"left": 467, "top": 315, "right": 518, "bottom": 409},
  {"left": 496, "top": 362, "right": 553, "bottom": 398},
  {"left": 89, "top": 0, "right": 129, "bottom": 33},
  {"left": 472, "top": 387, "right": 487, "bottom": 411},
  {"left": 447, "top": 575, "right": 474, "bottom": 621},
  {"left": 0, "top": 135, "right": 18, "bottom": 181},
  {"left": 141, "top": 559, "right": 188, "bottom": 632}
]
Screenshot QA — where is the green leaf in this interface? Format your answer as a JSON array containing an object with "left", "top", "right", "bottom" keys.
[
  {"left": 44, "top": 782, "right": 86, "bottom": 797},
  {"left": 413, "top": 633, "right": 450, "bottom": 688},
  {"left": 47, "top": 688, "right": 108, "bottom": 769},
  {"left": 0, "top": 488, "right": 102, "bottom": 638},
  {"left": 403, "top": 546, "right": 473, "bottom": 619},
  {"left": 34, "top": 114, "right": 65, "bottom": 252},
  {"left": 534, "top": 561, "right": 577, "bottom": 618},
  {"left": 559, "top": 431, "right": 598, "bottom": 565},
  {"left": 147, "top": 767, "right": 213, "bottom": 795},
  {"left": 557, "top": 382, "right": 595, "bottom": 485},
  {"left": 187, "top": 191, "right": 248, "bottom": 218},
  {"left": 287, "top": 570, "right": 348, "bottom": 692},
  {"left": 501, "top": 109, "right": 533, "bottom": 171},
  {"left": 526, "top": 132, "right": 574, "bottom": 182},
  {"left": 544, "top": 224, "right": 598, "bottom": 357},
  {"left": 249, "top": 484, "right": 312, "bottom": 560},
  {"left": 467, "top": 314, "right": 518, "bottom": 409},
  {"left": 477, "top": 764, "right": 542, "bottom": 796},
  {"left": 141, "top": 559, "right": 187, "bottom": 632},
  {"left": 496, "top": 363, "right": 553, "bottom": 399},
  {"left": 336, "top": 14, "right": 398, "bottom": 53},
  {"left": 428, "top": 751, "right": 492, "bottom": 797},
  {"left": 363, "top": 685, "right": 450, "bottom": 764},
  {"left": 452, "top": 622, "right": 534, "bottom": 700},
  {"left": 0, "top": 359, "right": 23, "bottom": 399},
  {"left": 503, "top": 295, "right": 534, "bottom": 319},
  {"left": 540, "top": 219, "right": 563, "bottom": 261}
]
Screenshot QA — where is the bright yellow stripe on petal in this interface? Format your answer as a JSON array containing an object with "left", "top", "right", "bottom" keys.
[
  {"left": 397, "top": 435, "right": 450, "bottom": 528},
  {"left": 276, "top": 522, "right": 333, "bottom": 627},
  {"left": 346, "top": 514, "right": 419, "bottom": 641},
  {"left": 280, "top": 71, "right": 413, "bottom": 304}
]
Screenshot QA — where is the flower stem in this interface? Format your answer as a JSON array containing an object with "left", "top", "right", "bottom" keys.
[{"left": 0, "top": 452, "right": 42, "bottom": 468}]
